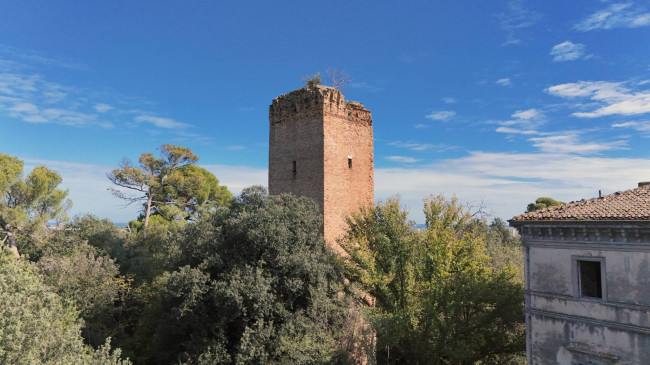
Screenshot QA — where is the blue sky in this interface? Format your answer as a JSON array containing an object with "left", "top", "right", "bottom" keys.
[{"left": 1, "top": 1, "right": 650, "bottom": 223}]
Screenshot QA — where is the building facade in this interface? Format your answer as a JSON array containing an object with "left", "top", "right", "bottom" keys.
[
  {"left": 510, "top": 183, "right": 650, "bottom": 364},
  {"left": 268, "top": 85, "right": 374, "bottom": 252}
]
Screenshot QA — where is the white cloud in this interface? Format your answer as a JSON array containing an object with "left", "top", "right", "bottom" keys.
[
  {"left": 376, "top": 151, "right": 650, "bottom": 223},
  {"left": 9, "top": 102, "right": 38, "bottom": 114},
  {"left": 442, "top": 97, "right": 457, "bottom": 104},
  {"left": 20, "top": 157, "right": 268, "bottom": 223},
  {"left": 20, "top": 151, "right": 650, "bottom": 229},
  {"left": 546, "top": 80, "right": 650, "bottom": 118},
  {"left": 201, "top": 164, "right": 268, "bottom": 194},
  {"left": 512, "top": 109, "right": 538, "bottom": 120},
  {"left": 389, "top": 141, "right": 456, "bottom": 152},
  {"left": 386, "top": 156, "right": 421, "bottom": 163},
  {"left": 134, "top": 115, "right": 191, "bottom": 129},
  {"left": 94, "top": 103, "right": 113, "bottom": 113},
  {"left": 22, "top": 158, "right": 136, "bottom": 223},
  {"left": 528, "top": 134, "right": 627, "bottom": 154},
  {"left": 494, "top": 108, "right": 545, "bottom": 134},
  {"left": 496, "top": 78, "right": 512, "bottom": 86},
  {"left": 425, "top": 110, "right": 456, "bottom": 121},
  {"left": 498, "top": 0, "right": 541, "bottom": 30},
  {"left": 612, "top": 120, "right": 650, "bottom": 134},
  {"left": 502, "top": 34, "right": 522, "bottom": 46},
  {"left": 414, "top": 123, "right": 429, "bottom": 129},
  {"left": 550, "top": 41, "right": 588, "bottom": 62},
  {"left": 575, "top": 3, "right": 650, "bottom": 31},
  {"left": 349, "top": 81, "right": 384, "bottom": 93},
  {"left": 0, "top": 45, "right": 89, "bottom": 70},
  {"left": 0, "top": 73, "right": 109, "bottom": 127},
  {"left": 495, "top": 127, "right": 540, "bottom": 135},
  {"left": 497, "top": 1, "right": 541, "bottom": 46}
]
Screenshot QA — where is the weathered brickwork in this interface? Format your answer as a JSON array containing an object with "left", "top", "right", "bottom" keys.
[{"left": 269, "top": 85, "right": 374, "bottom": 252}]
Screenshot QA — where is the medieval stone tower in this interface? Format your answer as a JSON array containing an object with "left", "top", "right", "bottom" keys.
[{"left": 269, "top": 85, "right": 374, "bottom": 252}]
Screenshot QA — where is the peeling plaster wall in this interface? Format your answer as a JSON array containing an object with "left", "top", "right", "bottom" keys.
[{"left": 516, "top": 222, "right": 650, "bottom": 364}]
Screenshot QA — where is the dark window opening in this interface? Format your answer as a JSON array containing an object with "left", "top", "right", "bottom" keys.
[
  {"left": 292, "top": 161, "right": 297, "bottom": 177},
  {"left": 348, "top": 158, "right": 352, "bottom": 169},
  {"left": 578, "top": 260, "right": 602, "bottom": 299}
]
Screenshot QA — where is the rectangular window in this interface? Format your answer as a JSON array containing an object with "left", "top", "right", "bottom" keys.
[
  {"left": 348, "top": 158, "right": 352, "bottom": 169},
  {"left": 292, "top": 161, "right": 296, "bottom": 177},
  {"left": 574, "top": 257, "right": 605, "bottom": 300}
]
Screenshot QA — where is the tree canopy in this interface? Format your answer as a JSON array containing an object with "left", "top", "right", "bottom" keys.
[
  {"left": 0, "top": 153, "right": 71, "bottom": 256},
  {"left": 107, "top": 145, "right": 230, "bottom": 228},
  {"left": 526, "top": 196, "right": 565, "bottom": 212},
  {"left": 127, "top": 186, "right": 353, "bottom": 364},
  {"left": 341, "top": 196, "right": 525, "bottom": 364},
  {"left": 0, "top": 251, "right": 130, "bottom": 364}
]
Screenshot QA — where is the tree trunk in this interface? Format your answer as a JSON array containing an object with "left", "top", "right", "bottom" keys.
[{"left": 144, "top": 194, "right": 153, "bottom": 228}]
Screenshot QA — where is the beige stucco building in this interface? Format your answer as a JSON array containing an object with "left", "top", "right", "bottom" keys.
[{"left": 510, "top": 183, "right": 650, "bottom": 364}]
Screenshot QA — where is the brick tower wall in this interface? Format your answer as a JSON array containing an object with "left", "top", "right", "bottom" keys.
[
  {"left": 269, "top": 87, "right": 326, "bottom": 210},
  {"left": 269, "top": 85, "right": 374, "bottom": 253},
  {"left": 322, "top": 94, "right": 374, "bottom": 253}
]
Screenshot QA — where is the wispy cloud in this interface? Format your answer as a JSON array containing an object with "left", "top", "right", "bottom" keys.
[
  {"left": 94, "top": 103, "right": 113, "bottom": 113},
  {"left": 0, "top": 73, "right": 114, "bottom": 128},
  {"left": 386, "top": 156, "right": 421, "bottom": 164},
  {"left": 495, "top": 127, "right": 540, "bottom": 135},
  {"left": 494, "top": 108, "right": 544, "bottom": 134},
  {"left": 425, "top": 110, "right": 456, "bottom": 121},
  {"left": 442, "top": 97, "right": 456, "bottom": 104},
  {"left": 546, "top": 80, "right": 650, "bottom": 117},
  {"left": 22, "top": 158, "right": 133, "bottom": 221},
  {"left": 575, "top": 3, "right": 650, "bottom": 31},
  {"left": 201, "top": 164, "right": 268, "bottom": 194},
  {"left": 376, "top": 151, "right": 650, "bottom": 223},
  {"left": 496, "top": 78, "right": 512, "bottom": 86},
  {"left": 389, "top": 141, "right": 456, "bottom": 152},
  {"left": 0, "top": 46, "right": 192, "bottom": 133},
  {"left": 133, "top": 115, "right": 191, "bottom": 129},
  {"left": 0, "top": 44, "right": 89, "bottom": 71},
  {"left": 349, "top": 81, "right": 384, "bottom": 93},
  {"left": 612, "top": 120, "right": 650, "bottom": 135},
  {"left": 19, "top": 157, "right": 269, "bottom": 223},
  {"left": 529, "top": 134, "right": 627, "bottom": 154},
  {"left": 497, "top": 0, "right": 542, "bottom": 46},
  {"left": 550, "top": 41, "right": 590, "bottom": 62}
]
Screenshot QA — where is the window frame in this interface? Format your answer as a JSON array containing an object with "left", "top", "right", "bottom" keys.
[{"left": 572, "top": 255, "right": 607, "bottom": 301}]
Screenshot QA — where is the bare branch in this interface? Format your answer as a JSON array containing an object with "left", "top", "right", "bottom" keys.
[{"left": 326, "top": 67, "right": 351, "bottom": 91}]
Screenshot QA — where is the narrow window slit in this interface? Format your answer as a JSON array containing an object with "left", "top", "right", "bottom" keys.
[{"left": 348, "top": 158, "right": 352, "bottom": 169}]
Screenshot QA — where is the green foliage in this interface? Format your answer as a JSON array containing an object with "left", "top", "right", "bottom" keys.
[
  {"left": 108, "top": 145, "right": 230, "bottom": 229},
  {"left": 38, "top": 244, "right": 130, "bottom": 347},
  {"left": 0, "top": 153, "right": 71, "bottom": 256},
  {"left": 0, "top": 153, "right": 23, "bottom": 195},
  {"left": 0, "top": 252, "right": 130, "bottom": 364},
  {"left": 158, "top": 164, "right": 233, "bottom": 221},
  {"left": 70, "top": 214, "right": 128, "bottom": 261},
  {"left": 526, "top": 196, "right": 565, "bottom": 212},
  {"left": 302, "top": 72, "right": 322, "bottom": 87},
  {"left": 128, "top": 186, "right": 351, "bottom": 364},
  {"left": 342, "top": 195, "right": 525, "bottom": 364}
]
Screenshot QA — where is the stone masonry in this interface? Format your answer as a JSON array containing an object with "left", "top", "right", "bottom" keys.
[{"left": 269, "top": 85, "right": 374, "bottom": 253}]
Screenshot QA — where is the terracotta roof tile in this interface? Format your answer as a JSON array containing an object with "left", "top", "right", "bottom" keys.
[{"left": 510, "top": 184, "right": 650, "bottom": 222}]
